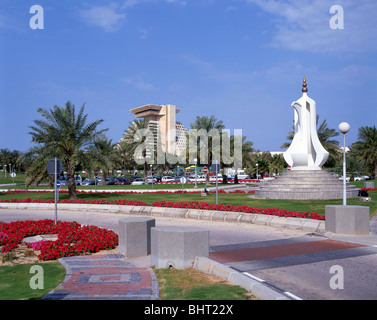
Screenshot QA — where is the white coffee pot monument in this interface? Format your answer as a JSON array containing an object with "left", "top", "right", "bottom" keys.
[
  {"left": 283, "top": 77, "right": 329, "bottom": 170},
  {"left": 255, "top": 77, "right": 359, "bottom": 201}
]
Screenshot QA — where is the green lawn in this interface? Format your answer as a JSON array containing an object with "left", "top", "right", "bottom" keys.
[
  {"left": 153, "top": 267, "right": 251, "bottom": 300},
  {"left": 1, "top": 186, "right": 376, "bottom": 218},
  {"left": 0, "top": 262, "right": 250, "bottom": 300},
  {"left": 0, "top": 262, "right": 65, "bottom": 300}
]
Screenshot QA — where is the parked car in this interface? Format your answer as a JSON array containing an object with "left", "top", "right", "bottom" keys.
[
  {"left": 147, "top": 176, "right": 157, "bottom": 184},
  {"left": 105, "top": 177, "right": 115, "bottom": 185},
  {"left": 115, "top": 177, "right": 131, "bottom": 185},
  {"left": 132, "top": 178, "right": 145, "bottom": 185},
  {"left": 74, "top": 175, "right": 83, "bottom": 186},
  {"left": 81, "top": 178, "right": 95, "bottom": 186},
  {"left": 161, "top": 176, "right": 175, "bottom": 182},
  {"left": 130, "top": 175, "right": 141, "bottom": 181}
]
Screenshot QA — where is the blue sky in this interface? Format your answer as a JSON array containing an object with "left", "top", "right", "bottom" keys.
[{"left": 1, "top": 0, "right": 376, "bottom": 154}]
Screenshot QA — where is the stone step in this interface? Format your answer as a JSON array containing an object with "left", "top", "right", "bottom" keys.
[
  {"left": 254, "top": 169, "right": 360, "bottom": 200},
  {"left": 254, "top": 189, "right": 359, "bottom": 200}
]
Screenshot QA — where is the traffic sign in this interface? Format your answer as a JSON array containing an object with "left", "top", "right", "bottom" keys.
[
  {"left": 56, "top": 180, "right": 61, "bottom": 189},
  {"left": 203, "top": 166, "right": 208, "bottom": 174},
  {"left": 180, "top": 177, "right": 187, "bottom": 184},
  {"left": 211, "top": 161, "right": 220, "bottom": 173},
  {"left": 47, "top": 157, "right": 63, "bottom": 176},
  {"left": 10, "top": 172, "right": 16, "bottom": 178}
]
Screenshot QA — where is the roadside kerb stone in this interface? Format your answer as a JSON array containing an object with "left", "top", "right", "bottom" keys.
[
  {"left": 186, "top": 209, "right": 203, "bottom": 220},
  {"left": 284, "top": 217, "right": 306, "bottom": 230},
  {"left": 269, "top": 216, "right": 287, "bottom": 228},
  {"left": 253, "top": 215, "right": 273, "bottom": 225},
  {"left": 0, "top": 203, "right": 326, "bottom": 233},
  {"left": 193, "top": 257, "right": 289, "bottom": 300}
]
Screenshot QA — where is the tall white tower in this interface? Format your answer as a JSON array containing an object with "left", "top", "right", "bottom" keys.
[{"left": 284, "top": 77, "right": 329, "bottom": 170}]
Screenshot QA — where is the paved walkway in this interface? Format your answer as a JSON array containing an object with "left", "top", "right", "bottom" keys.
[
  {"left": 42, "top": 254, "right": 159, "bottom": 300},
  {"left": 209, "top": 235, "right": 377, "bottom": 272}
]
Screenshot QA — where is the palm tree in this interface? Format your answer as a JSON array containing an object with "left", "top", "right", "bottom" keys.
[
  {"left": 28, "top": 101, "right": 106, "bottom": 199},
  {"left": 190, "top": 115, "right": 225, "bottom": 133},
  {"left": 189, "top": 115, "right": 225, "bottom": 185},
  {"left": 116, "top": 139, "right": 137, "bottom": 173},
  {"left": 86, "top": 134, "right": 117, "bottom": 185},
  {"left": 350, "top": 126, "right": 377, "bottom": 178},
  {"left": 269, "top": 153, "right": 286, "bottom": 175},
  {"left": 317, "top": 118, "right": 340, "bottom": 166},
  {"left": 122, "top": 119, "right": 150, "bottom": 182}
]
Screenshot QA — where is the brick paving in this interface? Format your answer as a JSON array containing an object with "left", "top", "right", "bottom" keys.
[
  {"left": 209, "top": 236, "right": 377, "bottom": 272},
  {"left": 42, "top": 254, "right": 159, "bottom": 300}
]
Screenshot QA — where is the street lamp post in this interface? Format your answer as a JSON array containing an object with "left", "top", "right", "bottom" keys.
[
  {"left": 150, "top": 164, "right": 154, "bottom": 190},
  {"left": 194, "top": 158, "right": 197, "bottom": 188},
  {"left": 256, "top": 163, "right": 258, "bottom": 180},
  {"left": 339, "top": 122, "right": 350, "bottom": 206}
]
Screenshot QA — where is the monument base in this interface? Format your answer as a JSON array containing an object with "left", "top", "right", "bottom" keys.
[
  {"left": 254, "top": 170, "right": 359, "bottom": 200},
  {"left": 325, "top": 205, "right": 370, "bottom": 235}
]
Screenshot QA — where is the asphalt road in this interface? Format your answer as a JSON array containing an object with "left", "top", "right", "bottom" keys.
[{"left": 1, "top": 208, "right": 377, "bottom": 300}]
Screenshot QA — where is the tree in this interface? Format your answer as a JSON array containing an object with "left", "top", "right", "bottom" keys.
[
  {"left": 122, "top": 119, "right": 150, "bottom": 182},
  {"left": 317, "top": 118, "right": 340, "bottom": 166},
  {"left": 269, "top": 153, "right": 286, "bottom": 175},
  {"left": 350, "top": 125, "right": 377, "bottom": 178},
  {"left": 28, "top": 101, "right": 106, "bottom": 199},
  {"left": 86, "top": 134, "right": 117, "bottom": 185},
  {"left": 189, "top": 115, "right": 226, "bottom": 185}
]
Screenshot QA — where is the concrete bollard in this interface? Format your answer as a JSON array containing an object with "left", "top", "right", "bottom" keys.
[
  {"left": 325, "top": 205, "right": 370, "bottom": 235},
  {"left": 151, "top": 226, "right": 209, "bottom": 269},
  {"left": 364, "top": 182, "right": 375, "bottom": 189},
  {"left": 118, "top": 217, "right": 155, "bottom": 258}
]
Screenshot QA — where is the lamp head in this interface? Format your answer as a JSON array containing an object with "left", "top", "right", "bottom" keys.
[{"left": 338, "top": 122, "right": 350, "bottom": 134}]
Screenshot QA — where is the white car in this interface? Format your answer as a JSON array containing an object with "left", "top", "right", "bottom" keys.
[
  {"left": 161, "top": 176, "right": 175, "bottom": 182},
  {"left": 132, "top": 178, "right": 145, "bottom": 185},
  {"left": 147, "top": 176, "right": 157, "bottom": 184},
  {"left": 354, "top": 175, "right": 369, "bottom": 181}
]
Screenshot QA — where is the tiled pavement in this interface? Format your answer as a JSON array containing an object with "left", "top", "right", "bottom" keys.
[
  {"left": 209, "top": 236, "right": 377, "bottom": 272},
  {"left": 42, "top": 254, "right": 159, "bottom": 300}
]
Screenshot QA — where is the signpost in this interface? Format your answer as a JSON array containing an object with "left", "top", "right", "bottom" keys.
[
  {"left": 180, "top": 176, "right": 187, "bottom": 194},
  {"left": 212, "top": 160, "right": 220, "bottom": 204},
  {"left": 150, "top": 166, "right": 154, "bottom": 189},
  {"left": 56, "top": 180, "right": 61, "bottom": 201},
  {"left": 10, "top": 172, "right": 16, "bottom": 185},
  {"left": 47, "top": 157, "right": 63, "bottom": 224}
]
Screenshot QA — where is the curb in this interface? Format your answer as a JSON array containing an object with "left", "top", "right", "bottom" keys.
[
  {"left": 0, "top": 202, "right": 325, "bottom": 233},
  {"left": 193, "top": 257, "right": 289, "bottom": 300}
]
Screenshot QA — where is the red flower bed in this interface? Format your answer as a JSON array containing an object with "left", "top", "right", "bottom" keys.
[
  {"left": 150, "top": 200, "right": 324, "bottom": 220},
  {"left": 3, "top": 189, "right": 255, "bottom": 194},
  {"left": 0, "top": 219, "right": 118, "bottom": 261},
  {"left": 0, "top": 196, "right": 324, "bottom": 220}
]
